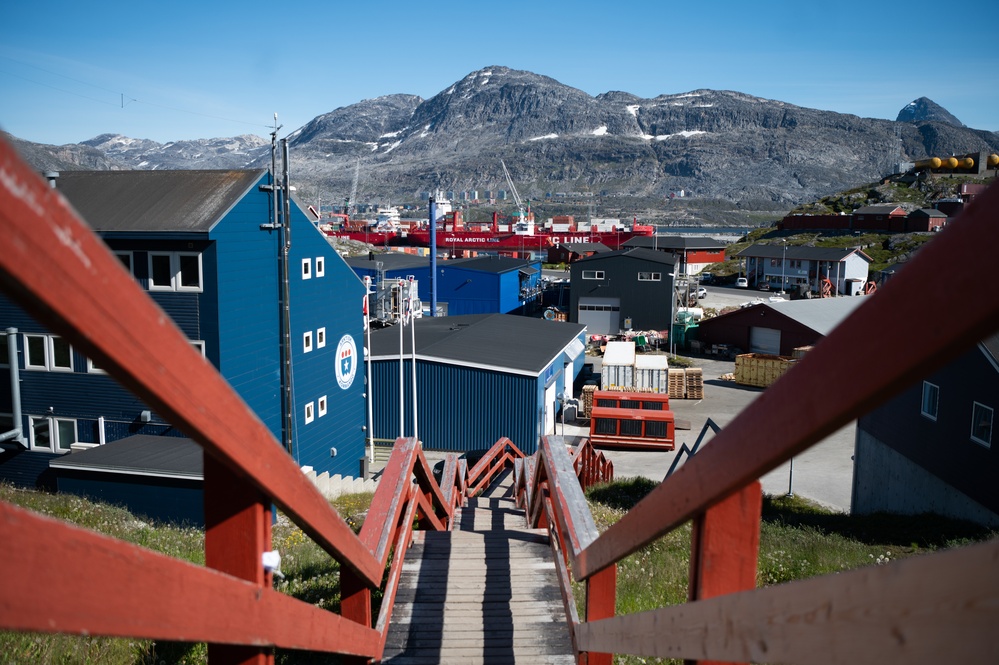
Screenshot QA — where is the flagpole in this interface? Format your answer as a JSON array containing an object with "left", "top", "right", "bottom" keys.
[
  {"left": 398, "top": 280, "right": 406, "bottom": 438},
  {"left": 363, "top": 277, "right": 374, "bottom": 464},
  {"left": 409, "top": 278, "right": 418, "bottom": 443}
]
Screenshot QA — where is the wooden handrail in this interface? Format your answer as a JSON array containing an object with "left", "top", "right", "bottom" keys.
[
  {"left": 0, "top": 139, "right": 383, "bottom": 586},
  {"left": 577, "top": 179, "right": 999, "bottom": 580}
]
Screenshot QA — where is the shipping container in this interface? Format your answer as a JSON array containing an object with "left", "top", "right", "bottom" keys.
[
  {"left": 634, "top": 354, "right": 669, "bottom": 393},
  {"left": 601, "top": 341, "right": 636, "bottom": 390},
  {"left": 734, "top": 353, "right": 796, "bottom": 388}
]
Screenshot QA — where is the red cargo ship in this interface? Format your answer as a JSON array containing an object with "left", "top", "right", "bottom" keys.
[{"left": 400, "top": 210, "right": 654, "bottom": 251}]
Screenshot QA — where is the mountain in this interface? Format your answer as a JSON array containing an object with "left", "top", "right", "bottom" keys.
[
  {"left": 896, "top": 97, "right": 966, "bottom": 127},
  {"left": 8, "top": 67, "right": 998, "bottom": 209}
]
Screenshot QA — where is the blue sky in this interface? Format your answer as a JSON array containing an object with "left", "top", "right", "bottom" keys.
[{"left": 2, "top": 0, "right": 996, "bottom": 146}]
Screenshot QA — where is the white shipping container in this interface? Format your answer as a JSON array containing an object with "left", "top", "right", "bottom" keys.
[
  {"left": 634, "top": 355, "right": 669, "bottom": 393},
  {"left": 601, "top": 341, "right": 637, "bottom": 390}
]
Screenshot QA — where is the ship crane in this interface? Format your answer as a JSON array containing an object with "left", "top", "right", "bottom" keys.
[
  {"left": 344, "top": 158, "right": 360, "bottom": 216},
  {"left": 501, "top": 159, "right": 531, "bottom": 232}
]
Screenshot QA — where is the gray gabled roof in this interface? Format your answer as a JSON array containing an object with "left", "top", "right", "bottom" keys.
[
  {"left": 854, "top": 205, "right": 906, "bottom": 215},
  {"left": 52, "top": 170, "right": 267, "bottom": 233},
  {"left": 909, "top": 208, "right": 948, "bottom": 218},
  {"left": 369, "top": 314, "right": 585, "bottom": 375},
  {"left": 623, "top": 236, "right": 728, "bottom": 250},
  {"left": 446, "top": 255, "right": 540, "bottom": 274},
  {"left": 344, "top": 252, "right": 430, "bottom": 272},
  {"left": 764, "top": 298, "right": 866, "bottom": 336},
  {"left": 575, "top": 246, "right": 678, "bottom": 266},
  {"left": 49, "top": 435, "right": 202, "bottom": 480},
  {"left": 738, "top": 244, "right": 871, "bottom": 263}
]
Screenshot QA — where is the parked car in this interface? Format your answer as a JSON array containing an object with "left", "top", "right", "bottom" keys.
[
  {"left": 757, "top": 281, "right": 771, "bottom": 291},
  {"left": 735, "top": 277, "right": 748, "bottom": 288},
  {"left": 695, "top": 287, "right": 707, "bottom": 299}
]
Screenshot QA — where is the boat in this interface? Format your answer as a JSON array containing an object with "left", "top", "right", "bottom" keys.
[
  {"left": 319, "top": 212, "right": 398, "bottom": 246},
  {"left": 399, "top": 209, "right": 655, "bottom": 251}
]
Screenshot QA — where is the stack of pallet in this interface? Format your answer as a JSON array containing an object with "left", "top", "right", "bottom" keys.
[
  {"left": 668, "top": 368, "right": 686, "bottom": 399},
  {"left": 581, "top": 384, "right": 597, "bottom": 418},
  {"left": 685, "top": 368, "right": 704, "bottom": 400}
]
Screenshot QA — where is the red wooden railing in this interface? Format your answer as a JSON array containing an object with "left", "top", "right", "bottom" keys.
[
  {"left": 514, "top": 178, "right": 999, "bottom": 663},
  {"left": 3, "top": 133, "right": 999, "bottom": 664}
]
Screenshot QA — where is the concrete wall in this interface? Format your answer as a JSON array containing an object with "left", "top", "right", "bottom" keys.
[{"left": 852, "top": 429, "right": 999, "bottom": 527}]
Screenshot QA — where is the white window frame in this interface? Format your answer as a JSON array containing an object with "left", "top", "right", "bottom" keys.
[
  {"left": 304, "top": 401, "right": 315, "bottom": 424},
  {"left": 24, "top": 334, "right": 73, "bottom": 372},
  {"left": 302, "top": 258, "right": 312, "bottom": 280},
  {"left": 582, "top": 270, "right": 605, "bottom": 280},
  {"left": 920, "top": 381, "right": 939, "bottom": 421},
  {"left": 303, "top": 331, "right": 313, "bottom": 353},
  {"left": 148, "top": 252, "right": 203, "bottom": 292},
  {"left": 316, "top": 327, "right": 326, "bottom": 349},
  {"left": 28, "top": 415, "right": 77, "bottom": 453},
  {"left": 90, "top": 339, "right": 204, "bottom": 374},
  {"left": 114, "top": 251, "right": 134, "bottom": 277},
  {"left": 971, "top": 401, "right": 993, "bottom": 448},
  {"left": 318, "top": 395, "right": 327, "bottom": 417},
  {"left": 316, "top": 256, "right": 325, "bottom": 278},
  {"left": 638, "top": 272, "right": 661, "bottom": 281}
]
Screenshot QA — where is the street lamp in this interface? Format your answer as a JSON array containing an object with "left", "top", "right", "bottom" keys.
[{"left": 781, "top": 240, "right": 787, "bottom": 295}]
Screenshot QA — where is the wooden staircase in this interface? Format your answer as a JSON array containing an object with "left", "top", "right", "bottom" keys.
[{"left": 382, "top": 470, "right": 574, "bottom": 664}]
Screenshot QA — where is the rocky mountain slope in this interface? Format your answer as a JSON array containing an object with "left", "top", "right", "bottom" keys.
[{"left": 9, "top": 67, "right": 998, "bottom": 208}]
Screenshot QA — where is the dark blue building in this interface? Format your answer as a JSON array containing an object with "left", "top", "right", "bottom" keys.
[
  {"left": 368, "top": 314, "right": 586, "bottom": 453},
  {"left": 345, "top": 253, "right": 542, "bottom": 318},
  {"left": 0, "top": 169, "right": 367, "bottom": 501}
]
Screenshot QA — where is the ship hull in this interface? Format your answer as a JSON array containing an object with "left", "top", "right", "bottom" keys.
[{"left": 400, "top": 230, "right": 648, "bottom": 250}]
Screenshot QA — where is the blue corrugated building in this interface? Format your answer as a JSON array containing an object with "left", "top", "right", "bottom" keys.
[
  {"left": 345, "top": 253, "right": 542, "bottom": 318},
  {"left": 0, "top": 169, "right": 367, "bottom": 501},
  {"left": 368, "top": 314, "right": 586, "bottom": 453}
]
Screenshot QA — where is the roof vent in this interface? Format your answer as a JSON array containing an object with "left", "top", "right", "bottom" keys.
[{"left": 44, "top": 171, "right": 59, "bottom": 188}]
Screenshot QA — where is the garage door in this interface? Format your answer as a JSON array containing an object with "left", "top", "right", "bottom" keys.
[
  {"left": 750, "top": 327, "right": 781, "bottom": 355},
  {"left": 578, "top": 297, "right": 621, "bottom": 335}
]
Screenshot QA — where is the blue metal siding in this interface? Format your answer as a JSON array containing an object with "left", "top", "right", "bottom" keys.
[
  {"left": 210, "top": 186, "right": 282, "bottom": 444},
  {"left": 437, "top": 267, "right": 500, "bottom": 315},
  {"left": 57, "top": 472, "right": 204, "bottom": 526},
  {"left": 286, "top": 207, "right": 367, "bottom": 475},
  {"left": 371, "top": 358, "right": 541, "bottom": 453}
]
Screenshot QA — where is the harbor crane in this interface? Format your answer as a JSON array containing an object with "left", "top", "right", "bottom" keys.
[{"left": 500, "top": 159, "right": 530, "bottom": 227}]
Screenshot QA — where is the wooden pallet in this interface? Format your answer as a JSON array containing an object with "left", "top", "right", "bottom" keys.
[
  {"left": 685, "top": 367, "right": 704, "bottom": 400},
  {"left": 668, "top": 368, "right": 686, "bottom": 399}
]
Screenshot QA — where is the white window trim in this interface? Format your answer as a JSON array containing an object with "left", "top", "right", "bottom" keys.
[
  {"left": 304, "top": 401, "right": 315, "bottom": 424},
  {"left": 302, "top": 258, "right": 312, "bottom": 280},
  {"left": 114, "top": 250, "right": 134, "bottom": 277},
  {"left": 24, "top": 334, "right": 73, "bottom": 372},
  {"left": 316, "top": 256, "right": 325, "bottom": 278},
  {"left": 317, "top": 327, "right": 326, "bottom": 349},
  {"left": 318, "top": 395, "right": 327, "bottom": 417},
  {"left": 971, "top": 401, "right": 993, "bottom": 448},
  {"left": 582, "top": 270, "right": 605, "bottom": 280},
  {"left": 920, "top": 381, "right": 939, "bottom": 421},
  {"left": 638, "top": 272, "right": 662, "bottom": 281},
  {"left": 148, "top": 252, "right": 204, "bottom": 293},
  {"left": 303, "top": 331, "right": 313, "bottom": 353},
  {"left": 28, "top": 415, "right": 77, "bottom": 454}
]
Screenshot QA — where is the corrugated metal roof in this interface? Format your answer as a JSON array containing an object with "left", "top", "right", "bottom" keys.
[
  {"left": 559, "top": 242, "right": 611, "bottom": 252},
  {"left": 623, "top": 236, "right": 728, "bottom": 250},
  {"left": 49, "top": 435, "right": 202, "bottom": 479},
  {"left": 344, "top": 253, "right": 430, "bottom": 271},
  {"left": 576, "top": 246, "right": 678, "bottom": 266},
  {"left": 854, "top": 205, "right": 905, "bottom": 215},
  {"left": 738, "top": 244, "right": 871, "bottom": 262},
  {"left": 51, "top": 170, "right": 266, "bottom": 233},
  {"left": 446, "top": 255, "right": 539, "bottom": 274},
  {"left": 369, "top": 314, "right": 585, "bottom": 375},
  {"left": 765, "top": 298, "right": 866, "bottom": 336}
]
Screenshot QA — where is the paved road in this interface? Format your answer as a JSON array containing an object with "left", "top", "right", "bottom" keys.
[{"left": 565, "top": 354, "right": 855, "bottom": 513}]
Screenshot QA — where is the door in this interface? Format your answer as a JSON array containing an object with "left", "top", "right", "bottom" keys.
[
  {"left": 750, "top": 326, "right": 781, "bottom": 355},
  {"left": 578, "top": 297, "right": 621, "bottom": 335},
  {"left": 544, "top": 382, "right": 558, "bottom": 435}
]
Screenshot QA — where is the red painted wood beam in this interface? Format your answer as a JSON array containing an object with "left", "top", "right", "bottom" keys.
[
  {"left": 0, "top": 138, "right": 382, "bottom": 585},
  {"left": 358, "top": 437, "right": 419, "bottom": 566},
  {"left": 577, "top": 180, "right": 999, "bottom": 579},
  {"left": 204, "top": 455, "right": 274, "bottom": 664},
  {"left": 0, "top": 501, "right": 380, "bottom": 656}
]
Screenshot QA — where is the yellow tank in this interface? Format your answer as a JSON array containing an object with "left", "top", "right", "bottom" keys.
[
  {"left": 915, "top": 157, "right": 942, "bottom": 169},
  {"left": 957, "top": 157, "right": 975, "bottom": 169},
  {"left": 989, "top": 154, "right": 999, "bottom": 167},
  {"left": 942, "top": 157, "right": 959, "bottom": 169}
]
